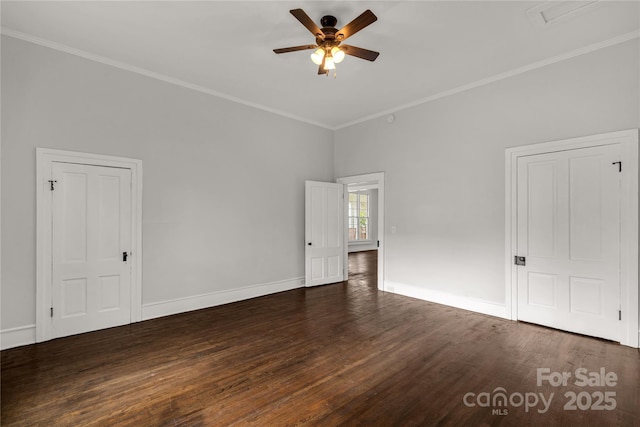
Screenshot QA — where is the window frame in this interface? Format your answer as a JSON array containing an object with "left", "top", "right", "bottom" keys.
[{"left": 348, "top": 190, "right": 371, "bottom": 243}]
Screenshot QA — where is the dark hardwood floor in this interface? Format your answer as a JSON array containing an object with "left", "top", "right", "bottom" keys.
[{"left": 2, "top": 250, "right": 639, "bottom": 426}]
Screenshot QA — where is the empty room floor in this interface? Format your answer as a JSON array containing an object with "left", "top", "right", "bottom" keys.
[{"left": 2, "top": 251, "right": 639, "bottom": 426}]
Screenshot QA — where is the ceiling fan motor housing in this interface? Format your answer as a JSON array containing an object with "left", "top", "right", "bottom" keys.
[
  {"left": 320, "top": 15, "right": 337, "bottom": 27},
  {"left": 317, "top": 15, "right": 342, "bottom": 49}
]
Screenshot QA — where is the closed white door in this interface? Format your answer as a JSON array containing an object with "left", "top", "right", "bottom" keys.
[
  {"left": 51, "top": 162, "right": 132, "bottom": 338},
  {"left": 305, "top": 181, "right": 344, "bottom": 286},
  {"left": 516, "top": 144, "right": 621, "bottom": 341}
]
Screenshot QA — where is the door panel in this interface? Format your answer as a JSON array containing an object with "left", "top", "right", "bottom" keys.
[
  {"left": 569, "top": 277, "right": 603, "bottom": 315},
  {"left": 526, "top": 161, "right": 557, "bottom": 258},
  {"left": 52, "top": 162, "right": 132, "bottom": 338},
  {"left": 516, "top": 144, "right": 621, "bottom": 341},
  {"left": 98, "top": 175, "right": 123, "bottom": 260},
  {"left": 99, "top": 275, "right": 121, "bottom": 311},
  {"left": 61, "top": 171, "right": 88, "bottom": 263},
  {"left": 569, "top": 155, "right": 605, "bottom": 261},
  {"left": 527, "top": 272, "right": 557, "bottom": 308},
  {"left": 305, "top": 181, "right": 344, "bottom": 287},
  {"left": 61, "top": 278, "right": 88, "bottom": 317}
]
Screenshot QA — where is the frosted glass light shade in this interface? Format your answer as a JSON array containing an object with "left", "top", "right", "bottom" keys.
[
  {"left": 331, "top": 47, "right": 345, "bottom": 63},
  {"left": 310, "top": 48, "right": 325, "bottom": 65},
  {"left": 324, "top": 57, "right": 336, "bottom": 70}
]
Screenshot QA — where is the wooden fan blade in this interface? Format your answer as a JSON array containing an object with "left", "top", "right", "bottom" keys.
[
  {"left": 341, "top": 45, "right": 380, "bottom": 61},
  {"left": 290, "top": 9, "right": 324, "bottom": 39},
  {"left": 273, "top": 45, "right": 317, "bottom": 54},
  {"left": 335, "top": 10, "right": 377, "bottom": 41}
]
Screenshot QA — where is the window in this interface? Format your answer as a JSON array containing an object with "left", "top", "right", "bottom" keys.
[{"left": 348, "top": 191, "right": 369, "bottom": 242}]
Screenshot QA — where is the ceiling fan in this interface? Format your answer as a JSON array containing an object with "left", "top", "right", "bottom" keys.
[{"left": 273, "top": 9, "right": 380, "bottom": 76}]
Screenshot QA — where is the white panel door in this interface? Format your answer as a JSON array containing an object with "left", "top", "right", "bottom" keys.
[
  {"left": 516, "top": 144, "right": 621, "bottom": 341},
  {"left": 305, "top": 181, "right": 344, "bottom": 286},
  {"left": 51, "top": 162, "right": 132, "bottom": 338}
]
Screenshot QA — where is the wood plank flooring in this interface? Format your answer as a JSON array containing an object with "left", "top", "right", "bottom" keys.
[{"left": 2, "top": 250, "right": 639, "bottom": 426}]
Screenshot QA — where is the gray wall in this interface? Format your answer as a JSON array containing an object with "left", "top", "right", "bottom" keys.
[
  {"left": 1, "top": 36, "right": 334, "bottom": 330},
  {"left": 335, "top": 39, "right": 640, "bottom": 306}
]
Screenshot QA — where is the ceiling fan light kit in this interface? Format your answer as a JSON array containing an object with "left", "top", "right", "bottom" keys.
[
  {"left": 311, "top": 46, "right": 345, "bottom": 66},
  {"left": 273, "top": 8, "right": 380, "bottom": 77}
]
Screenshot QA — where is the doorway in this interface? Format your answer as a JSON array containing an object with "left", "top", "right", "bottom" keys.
[
  {"left": 516, "top": 144, "right": 621, "bottom": 341},
  {"left": 505, "top": 129, "right": 639, "bottom": 348},
  {"left": 36, "top": 148, "right": 143, "bottom": 342},
  {"left": 51, "top": 162, "right": 133, "bottom": 338},
  {"left": 337, "top": 172, "right": 385, "bottom": 291}
]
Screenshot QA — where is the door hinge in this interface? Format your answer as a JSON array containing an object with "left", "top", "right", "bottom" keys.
[
  {"left": 612, "top": 161, "right": 622, "bottom": 173},
  {"left": 50, "top": 307, "right": 53, "bottom": 317},
  {"left": 377, "top": 240, "right": 380, "bottom": 248},
  {"left": 619, "top": 310, "right": 621, "bottom": 321},
  {"left": 48, "top": 180, "right": 57, "bottom": 191},
  {"left": 514, "top": 256, "right": 526, "bottom": 266}
]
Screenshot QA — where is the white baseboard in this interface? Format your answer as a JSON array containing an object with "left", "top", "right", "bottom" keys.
[
  {"left": 1, "top": 324, "right": 36, "bottom": 350},
  {"left": 142, "top": 277, "right": 304, "bottom": 321},
  {"left": 1, "top": 278, "right": 304, "bottom": 350},
  {"left": 2, "top": 280, "right": 510, "bottom": 349},
  {"left": 384, "top": 281, "right": 508, "bottom": 319}
]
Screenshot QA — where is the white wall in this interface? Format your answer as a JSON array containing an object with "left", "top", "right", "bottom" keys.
[
  {"left": 334, "top": 39, "right": 640, "bottom": 311},
  {"left": 1, "top": 36, "right": 334, "bottom": 336}
]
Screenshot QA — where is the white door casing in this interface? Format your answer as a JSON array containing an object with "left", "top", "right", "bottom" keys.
[
  {"left": 516, "top": 145, "right": 621, "bottom": 341},
  {"left": 305, "top": 180, "right": 344, "bottom": 286},
  {"left": 36, "top": 148, "right": 142, "bottom": 343},
  {"left": 506, "top": 129, "right": 639, "bottom": 348},
  {"left": 51, "top": 162, "right": 132, "bottom": 338}
]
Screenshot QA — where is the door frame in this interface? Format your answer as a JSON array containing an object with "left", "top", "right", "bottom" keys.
[
  {"left": 337, "top": 172, "right": 385, "bottom": 291},
  {"left": 505, "top": 129, "right": 639, "bottom": 348},
  {"left": 36, "top": 148, "right": 143, "bottom": 342}
]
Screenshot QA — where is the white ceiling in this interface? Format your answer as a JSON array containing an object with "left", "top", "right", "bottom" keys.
[{"left": 2, "top": 1, "right": 639, "bottom": 129}]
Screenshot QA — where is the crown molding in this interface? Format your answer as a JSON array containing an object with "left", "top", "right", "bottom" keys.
[
  {"left": 0, "top": 27, "right": 333, "bottom": 130},
  {"left": 2, "top": 27, "right": 638, "bottom": 132},
  {"left": 335, "top": 29, "right": 640, "bottom": 130}
]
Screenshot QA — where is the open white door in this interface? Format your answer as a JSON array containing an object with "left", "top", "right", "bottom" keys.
[{"left": 305, "top": 181, "right": 345, "bottom": 287}]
